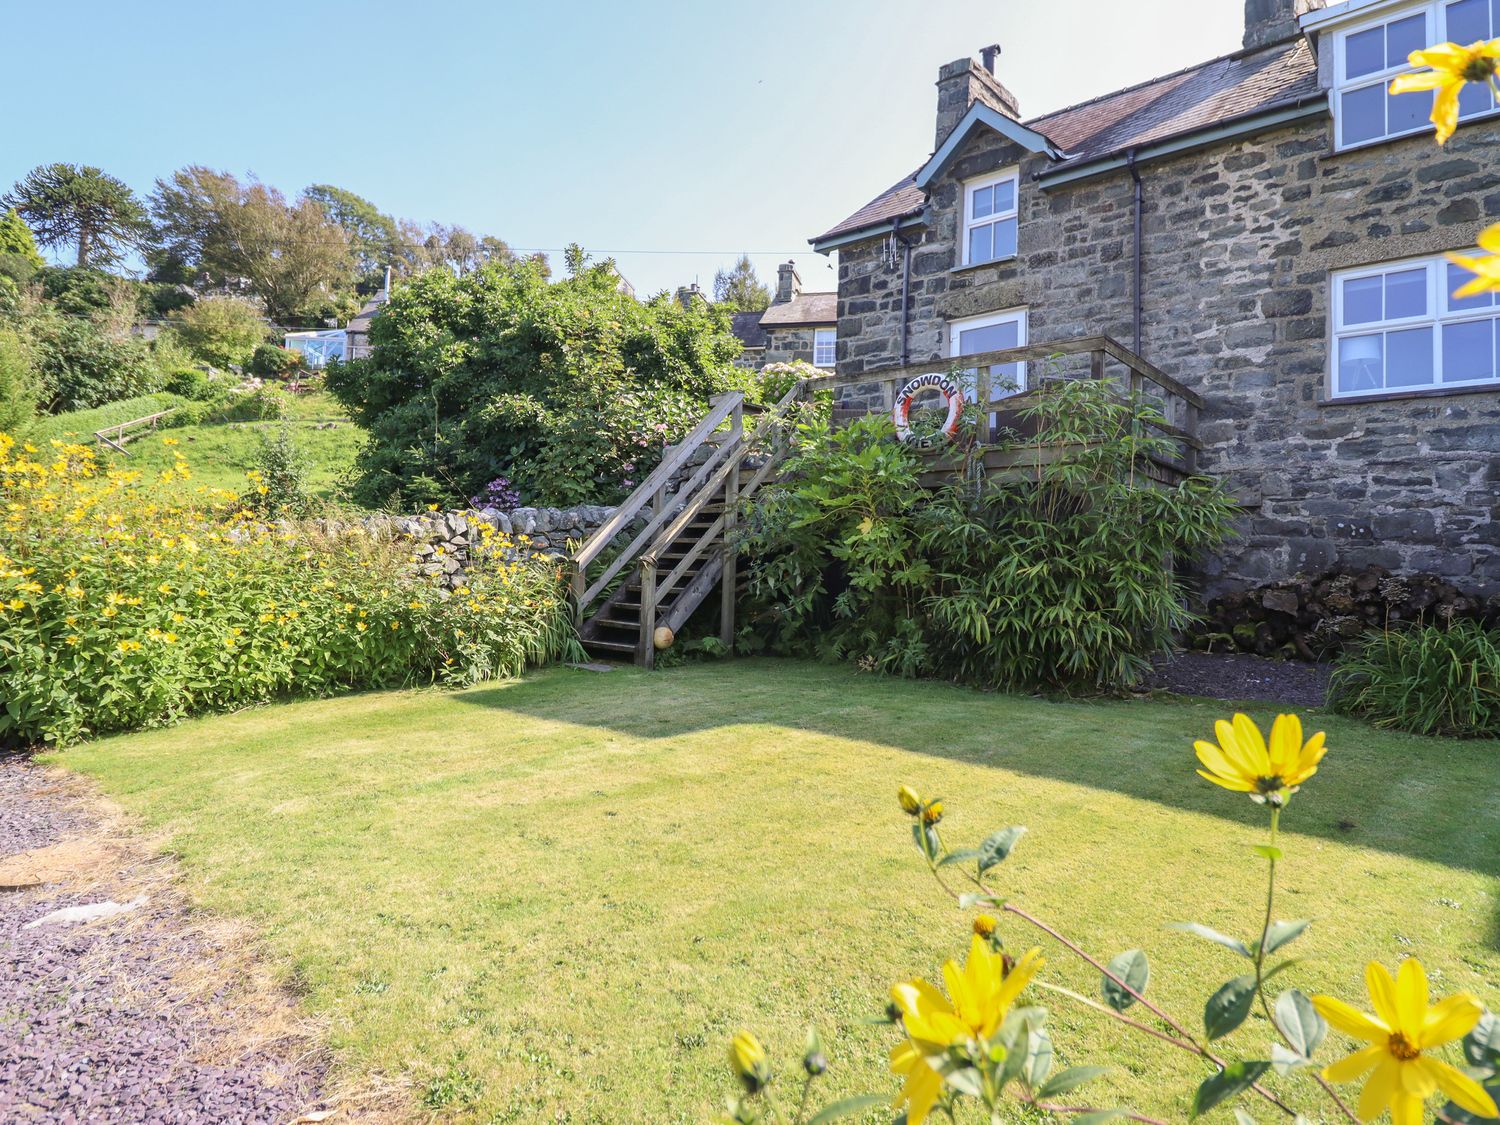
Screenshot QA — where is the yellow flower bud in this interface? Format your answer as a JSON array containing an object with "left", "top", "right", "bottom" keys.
[
  {"left": 921, "top": 801, "right": 943, "bottom": 826},
  {"left": 897, "top": 785, "right": 922, "bottom": 817},
  {"left": 973, "top": 913, "right": 998, "bottom": 939},
  {"left": 728, "top": 1030, "right": 771, "bottom": 1093}
]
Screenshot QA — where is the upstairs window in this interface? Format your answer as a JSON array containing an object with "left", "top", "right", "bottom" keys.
[
  {"left": 1332, "top": 254, "right": 1500, "bottom": 398},
  {"left": 813, "top": 327, "right": 836, "bottom": 367},
  {"left": 961, "top": 169, "right": 1019, "bottom": 266},
  {"left": 1334, "top": 0, "right": 1500, "bottom": 149}
]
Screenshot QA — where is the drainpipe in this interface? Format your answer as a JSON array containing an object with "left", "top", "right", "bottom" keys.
[
  {"left": 894, "top": 226, "right": 915, "bottom": 366},
  {"left": 1126, "top": 148, "right": 1143, "bottom": 356}
]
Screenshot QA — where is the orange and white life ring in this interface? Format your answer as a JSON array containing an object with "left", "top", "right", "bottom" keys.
[{"left": 892, "top": 373, "right": 964, "bottom": 443}]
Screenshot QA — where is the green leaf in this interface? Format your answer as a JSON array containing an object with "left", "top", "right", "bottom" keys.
[
  {"left": 1101, "top": 949, "right": 1149, "bottom": 1012},
  {"left": 944, "top": 1066, "right": 984, "bottom": 1098},
  {"left": 1262, "top": 920, "right": 1310, "bottom": 955},
  {"left": 1037, "top": 1065, "right": 1110, "bottom": 1099},
  {"left": 1464, "top": 1011, "right": 1500, "bottom": 1069},
  {"left": 937, "top": 848, "right": 981, "bottom": 868},
  {"left": 807, "top": 1095, "right": 888, "bottom": 1124},
  {"left": 1191, "top": 1061, "right": 1271, "bottom": 1119},
  {"left": 1261, "top": 959, "right": 1304, "bottom": 985},
  {"left": 1204, "top": 975, "right": 1258, "bottom": 1040},
  {"left": 1023, "top": 1025, "right": 1055, "bottom": 1090},
  {"left": 1169, "top": 922, "right": 1252, "bottom": 959},
  {"left": 978, "top": 826, "right": 1027, "bottom": 872},
  {"left": 1233, "top": 1110, "right": 1258, "bottom": 1125},
  {"left": 1071, "top": 1112, "right": 1126, "bottom": 1124},
  {"left": 911, "top": 822, "right": 939, "bottom": 861},
  {"left": 1273, "top": 989, "right": 1327, "bottom": 1059},
  {"left": 1271, "top": 1043, "right": 1310, "bottom": 1076},
  {"left": 958, "top": 892, "right": 1003, "bottom": 911},
  {"left": 1251, "top": 844, "right": 1284, "bottom": 861}
]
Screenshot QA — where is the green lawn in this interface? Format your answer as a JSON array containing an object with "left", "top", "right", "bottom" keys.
[
  {"left": 48, "top": 661, "right": 1500, "bottom": 1123},
  {"left": 108, "top": 390, "right": 364, "bottom": 499}
]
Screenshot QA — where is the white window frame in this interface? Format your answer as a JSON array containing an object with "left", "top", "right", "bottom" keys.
[
  {"left": 1331, "top": 0, "right": 1500, "bottom": 151},
  {"left": 960, "top": 167, "right": 1020, "bottom": 267},
  {"left": 812, "top": 327, "right": 836, "bottom": 367},
  {"left": 1329, "top": 251, "right": 1500, "bottom": 399},
  {"left": 948, "top": 307, "right": 1029, "bottom": 398}
]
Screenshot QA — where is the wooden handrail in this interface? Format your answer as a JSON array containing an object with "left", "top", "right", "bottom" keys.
[
  {"left": 845, "top": 334, "right": 1205, "bottom": 411},
  {"left": 573, "top": 392, "right": 741, "bottom": 571},
  {"left": 93, "top": 408, "right": 179, "bottom": 456}
]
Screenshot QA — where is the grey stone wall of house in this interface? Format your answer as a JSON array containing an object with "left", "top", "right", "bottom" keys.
[
  {"left": 832, "top": 113, "right": 1500, "bottom": 595},
  {"left": 761, "top": 326, "right": 825, "bottom": 368}
]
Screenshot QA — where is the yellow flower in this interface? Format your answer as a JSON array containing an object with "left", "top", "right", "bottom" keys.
[
  {"left": 64, "top": 635, "right": 79, "bottom": 646},
  {"left": 1389, "top": 40, "right": 1500, "bottom": 144},
  {"left": 898, "top": 785, "right": 923, "bottom": 816},
  {"left": 157, "top": 582, "right": 172, "bottom": 595},
  {"left": 356, "top": 621, "right": 367, "bottom": 631},
  {"left": 973, "top": 914, "right": 997, "bottom": 939},
  {"left": 1448, "top": 223, "right": 1500, "bottom": 299},
  {"left": 922, "top": 801, "right": 944, "bottom": 826},
  {"left": 1313, "top": 959, "right": 1496, "bottom": 1125},
  {"left": 728, "top": 1030, "right": 771, "bottom": 1093},
  {"left": 889, "top": 936, "right": 1045, "bottom": 1124},
  {"left": 1194, "top": 713, "right": 1326, "bottom": 805}
]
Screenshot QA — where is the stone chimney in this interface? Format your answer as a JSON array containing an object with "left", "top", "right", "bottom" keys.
[
  {"left": 1243, "top": 0, "right": 1323, "bottom": 50},
  {"left": 934, "top": 45, "right": 1022, "bottom": 150},
  {"left": 675, "top": 283, "right": 705, "bottom": 309},
  {"left": 773, "top": 261, "right": 801, "bottom": 306}
]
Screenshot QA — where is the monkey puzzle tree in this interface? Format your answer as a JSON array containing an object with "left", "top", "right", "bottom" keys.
[{"left": 2, "top": 164, "right": 149, "bottom": 269}]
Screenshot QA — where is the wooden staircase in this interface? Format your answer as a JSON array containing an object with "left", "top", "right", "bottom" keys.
[{"left": 570, "top": 376, "right": 830, "bottom": 668}]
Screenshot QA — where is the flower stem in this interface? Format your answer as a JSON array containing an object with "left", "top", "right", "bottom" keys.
[
  {"left": 1033, "top": 1100, "right": 1169, "bottom": 1125},
  {"left": 928, "top": 861, "right": 1299, "bottom": 1118}
]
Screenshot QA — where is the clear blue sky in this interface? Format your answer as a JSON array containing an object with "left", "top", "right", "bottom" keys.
[{"left": 4, "top": 0, "right": 1244, "bottom": 296}]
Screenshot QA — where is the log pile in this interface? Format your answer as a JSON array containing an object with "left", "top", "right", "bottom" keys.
[{"left": 1191, "top": 566, "right": 1500, "bottom": 661}]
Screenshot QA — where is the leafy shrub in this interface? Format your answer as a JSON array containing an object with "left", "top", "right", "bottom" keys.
[
  {"left": 0, "top": 328, "right": 40, "bottom": 434},
  {"left": 173, "top": 296, "right": 266, "bottom": 369},
  {"left": 160, "top": 365, "right": 219, "bottom": 400},
  {"left": 243, "top": 426, "right": 312, "bottom": 517},
  {"left": 25, "top": 309, "right": 161, "bottom": 412},
  {"left": 248, "top": 342, "right": 304, "bottom": 379},
  {"left": 739, "top": 379, "right": 1236, "bottom": 692},
  {"left": 324, "top": 258, "right": 753, "bottom": 508},
  {"left": 0, "top": 433, "right": 579, "bottom": 748},
  {"left": 1330, "top": 620, "right": 1500, "bottom": 738}
]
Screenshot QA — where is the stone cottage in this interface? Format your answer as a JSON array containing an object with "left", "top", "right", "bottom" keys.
[
  {"left": 729, "top": 262, "right": 839, "bottom": 371},
  {"left": 812, "top": 0, "right": 1500, "bottom": 594}
]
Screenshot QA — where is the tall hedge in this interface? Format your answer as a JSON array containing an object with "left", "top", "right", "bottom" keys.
[{"left": 324, "top": 259, "right": 751, "bottom": 508}]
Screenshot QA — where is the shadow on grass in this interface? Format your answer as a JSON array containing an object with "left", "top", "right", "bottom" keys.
[{"left": 454, "top": 657, "right": 1500, "bottom": 948}]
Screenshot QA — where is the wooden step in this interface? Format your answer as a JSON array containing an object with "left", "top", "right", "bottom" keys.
[{"left": 582, "top": 637, "right": 638, "bottom": 655}]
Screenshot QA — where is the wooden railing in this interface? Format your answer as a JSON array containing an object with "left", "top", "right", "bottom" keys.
[
  {"left": 570, "top": 392, "right": 745, "bottom": 617},
  {"left": 833, "top": 334, "right": 1205, "bottom": 473},
  {"left": 631, "top": 374, "right": 832, "bottom": 663},
  {"left": 93, "top": 409, "right": 178, "bottom": 455}
]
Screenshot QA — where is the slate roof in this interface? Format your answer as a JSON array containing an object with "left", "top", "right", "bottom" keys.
[
  {"left": 347, "top": 290, "right": 388, "bottom": 334},
  {"left": 814, "top": 36, "right": 1323, "bottom": 246},
  {"left": 758, "top": 292, "right": 838, "bottom": 327},
  {"left": 730, "top": 310, "right": 769, "bottom": 350}
]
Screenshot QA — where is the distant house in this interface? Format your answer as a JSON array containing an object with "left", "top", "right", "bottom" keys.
[
  {"left": 344, "top": 289, "right": 388, "bottom": 360},
  {"left": 282, "top": 328, "right": 346, "bottom": 368},
  {"left": 728, "top": 262, "right": 837, "bottom": 371}
]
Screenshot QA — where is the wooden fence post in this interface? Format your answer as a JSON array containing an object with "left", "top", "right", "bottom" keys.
[
  {"left": 638, "top": 560, "right": 658, "bottom": 670},
  {"left": 720, "top": 402, "right": 743, "bottom": 651}
]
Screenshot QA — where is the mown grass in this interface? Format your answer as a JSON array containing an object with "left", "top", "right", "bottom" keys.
[
  {"left": 112, "top": 389, "right": 363, "bottom": 499},
  {"left": 49, "top": 660, "right": 1500, "bottom": 1123}
]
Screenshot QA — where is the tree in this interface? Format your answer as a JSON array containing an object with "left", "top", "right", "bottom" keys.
[
  {"left": 323, "top": 257, "right": 752, "bottom": 508},
  {"left": 713, "top": 254, "right": 771, "bottom": 312},
  {"left": 2, "top": 164, "right": 148, "bottom": 269},
  {"left": 147, "top": 167, "right": 354, "bottom": 323},
  {"left": 173, "top": 296, "right": 267, "bottom": 369},
  {"left": 0, "top": 328, "right": 40, "bottom": 433},
  {"left": 0, "top": 208, "right": 45, "bottom": 270},
  {"left": 306, "top": 184, "right": 402, "bottom": 278}
]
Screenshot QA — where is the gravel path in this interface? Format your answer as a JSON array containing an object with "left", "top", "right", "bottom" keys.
[
  {"left": 1148, "top": 651, "right": 1332, "bottom": 709},
  {"left": 0, "top": 756, "right": 332, "bottom": 1124}
]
